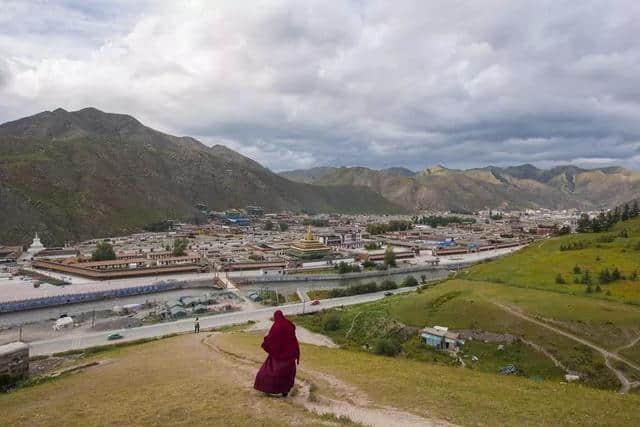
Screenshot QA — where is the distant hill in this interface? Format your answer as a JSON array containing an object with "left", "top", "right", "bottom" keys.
[
  {"left": 280, "top": 163, "right": 640, "bottom": 212},
  {"left": 0, "top": 108, "right": 402, "bottom": 245}
]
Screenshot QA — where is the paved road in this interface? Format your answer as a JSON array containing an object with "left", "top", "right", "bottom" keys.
[{"left": 29, "top": 287, "right": 418, "bottom": 356}]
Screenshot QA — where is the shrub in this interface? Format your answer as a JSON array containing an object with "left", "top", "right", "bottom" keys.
[
  {"left": 420, "top": 274, "right": 427, "bottom": 283},
  {"left": 373, "top": 338, "right": 401, "bottom": 356},
  {"left": 555, "top": 273, "right": 566, "bottom": 284},
  {"left": 380, "top": 279, "right": 397, "bottom": 290},
  {"left": 402, "top": 276, "right": 419, "bottom": 287},
  {"left": 573, "top": 265, "right": 582, "bottom": 274},
  {"left": 595, "top": 285, "right": 602, "bottom": 293},
  {"left": 362, "top": 260, "right": 376, "bottom": 269},
  {"left": 323, "top": 314, "right": 341, "bottom": 331}
]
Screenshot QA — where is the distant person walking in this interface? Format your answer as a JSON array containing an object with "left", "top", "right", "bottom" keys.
[
  {"left": 194, "top": 317, "right": 200, "bottom": 334},
  {"left": 254, "top": 310, "right": 300, "bottom": 397}
]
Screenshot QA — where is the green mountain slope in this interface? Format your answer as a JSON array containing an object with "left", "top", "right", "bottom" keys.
[{"left": 0, "top": 108, "right": 402, "bottom": 245}]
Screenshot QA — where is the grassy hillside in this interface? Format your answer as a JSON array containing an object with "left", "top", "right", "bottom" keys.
[
  {"left": 219, "top": 332, "right": 639, "bottom": 426},
  {"left": 466, "top": 217, "right": 640, "bottom": 304},
  {"left": 2, "top": 332, "right": 639, "bottom": 426},
  {"left": 0, "top": 108, "right": 402, "bottom": 246},
  {"left": 296, "top": 278, "right": 640, "bottom": 390}
]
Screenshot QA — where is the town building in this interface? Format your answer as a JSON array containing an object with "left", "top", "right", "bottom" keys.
[{"left": 0, "top": 246, "right": 23, "bottom": 263}]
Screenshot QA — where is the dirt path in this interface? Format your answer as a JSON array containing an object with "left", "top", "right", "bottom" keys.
[
  {"left": 520, "top": 338, "right": 579, "bottom": 376},
  {"left": 494, "top": 302, "right": 640, "bottom": 393},
  {"left": 615, "top": 333, "right": 640, "bottom": 353},
  {"left": 201, "top": 333, "right": 453, "bottom": 427}
]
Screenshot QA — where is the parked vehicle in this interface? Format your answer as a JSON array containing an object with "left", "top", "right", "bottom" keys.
[
  {"left": 311, "top": 300, "right": 320, "bottom": 306},
  {"left": 107, "top": 333, "right": 124, "bottom": 341},
  {"left": 384, "top": 291, "right": 394, "bottom": 296}
]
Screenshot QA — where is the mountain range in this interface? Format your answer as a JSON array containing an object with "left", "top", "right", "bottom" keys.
[
  {"left": 3, "top": 107, "right": 639, "bottom": 246},
  {"left": 280, "top": 164, "right": 640, "bottom": 212},
  {"left": 0, "top": 108, "right": 400, "bottom": 245}
]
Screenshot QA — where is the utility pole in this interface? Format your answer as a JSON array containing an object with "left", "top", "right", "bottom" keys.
[
  {"left": 92, "top": 309, "right": 96, "bottom": 327},
  {"left": 19, "top": 325, "right": 23, "bottom": 341}
]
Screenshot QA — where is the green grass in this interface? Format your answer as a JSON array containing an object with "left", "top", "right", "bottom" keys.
[
  {"left": 307, "top": 289, "right": 332, "bottom": 300},
  {"left": 219, "top": 332, "right": 640, "bottom": 426},
  {"left": 466, "top": 217, "right": 640, "bottom": 304},
  {"left": 294, "top": 279, "right": 640, "bottom": 389},
  {"left": 286, "top": 292, "right": 301, "bottom": 302}
]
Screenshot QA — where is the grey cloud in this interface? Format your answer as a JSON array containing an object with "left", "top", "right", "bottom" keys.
[{"left": 0, "top": 0, "right": 639, "bottom": 172}]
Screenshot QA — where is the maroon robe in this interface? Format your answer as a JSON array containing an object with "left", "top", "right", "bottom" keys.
[{"left": 254, "top": 310, "right": 300, "bottom": 394}]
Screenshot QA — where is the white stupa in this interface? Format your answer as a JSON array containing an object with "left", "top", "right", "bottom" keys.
[{"left": 22, "top": 233, "right": 45, "bottom": 261}]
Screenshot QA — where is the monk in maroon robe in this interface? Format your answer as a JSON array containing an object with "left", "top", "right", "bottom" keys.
[{"left": 254, "top": 310, "right": 300, "bottom": 397}]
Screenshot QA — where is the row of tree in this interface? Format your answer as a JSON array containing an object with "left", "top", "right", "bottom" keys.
[
  {"left": 576, "top": 201, "right": 640, "bottom": 233},
  {"left": 327, "top": 275, "right": 419, "bottom": 298},
  {"left": 366, "top": 220, "right": 413, "bottom": 235},
  {"left": 263, "top": 220, "right": 289, "bottom": 231},
  {"left": 411, "top": 215, "right": 476, "bottom": 227}
]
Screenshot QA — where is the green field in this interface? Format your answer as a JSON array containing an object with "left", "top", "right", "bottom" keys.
[
  {"left": 466, "top": 217, "right": 640, "bottom": 303},
  {"left": 294, "top": 278, "right": 640, "bottom": 390}
]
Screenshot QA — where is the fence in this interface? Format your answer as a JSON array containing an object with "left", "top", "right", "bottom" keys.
[{"left": 0, "top": 281, "right": 186, "bottom": 313}]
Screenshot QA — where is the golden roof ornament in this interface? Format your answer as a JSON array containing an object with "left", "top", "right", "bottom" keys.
[{"left": 305, "top": 225, "right": 314, "bottom": 241}]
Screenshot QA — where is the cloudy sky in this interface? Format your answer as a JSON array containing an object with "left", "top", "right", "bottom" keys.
[{"left": 1, "top": 1, "right": 639, "bottom": 172}]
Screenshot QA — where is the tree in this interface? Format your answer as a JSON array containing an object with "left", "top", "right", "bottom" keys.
[
  {"left": 263, "top": 220, "right": 273, "bottom": 231},
  {"left": 573, "top": 265, "right": 582, "bottom": 274},
  {"left": 384, "top": 245, "right": 396, "bottom": 267},
  {"left": 612, "top": 267, "right": 621, "bottom": 281},
  {"left": 373, "top": 338, "right": 401, "bottom": 356},
  {"left": 323, "top": 314, "right": 341, "bottom": 331},
  {"left": 380, "top": 279, "right": 397, "bottom": 290},
  {"left": 598, "top": 268, "right": 611, "bottom": 284},
  {"left": 91, "top": 242, "right": 116, "bottom": 261},
  {"left": 172, "top": 238, "right": 189, "bottom": 256},
  {"left": 631, "top": 201, "right": 639, "bottom": 218},
  {"left": 576, "top": 214, "right": 591, "bottom": 233},
  {"left": 402, "top": 276, "right": 419, "bottom": 287},
  {"left": 622, "top": 203, "right": 630, "bottom": 221},
  {"left": 279, "top": 222, "right": 289, "bottom": 232},
  {"left": 420, "top": 274, "right": 427, "bottom": 284},
  {"left": 555, "top": 273, "right": 566, "bottom": 284}
]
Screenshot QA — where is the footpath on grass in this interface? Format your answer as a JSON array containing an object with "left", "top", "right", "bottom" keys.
[{"left": 495, "top": 302, "right": 640, "bottom": 393}]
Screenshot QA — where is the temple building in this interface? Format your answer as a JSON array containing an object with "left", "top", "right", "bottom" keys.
[{"left": 288, "top": 227, "right": 331, "bottom": 259}]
